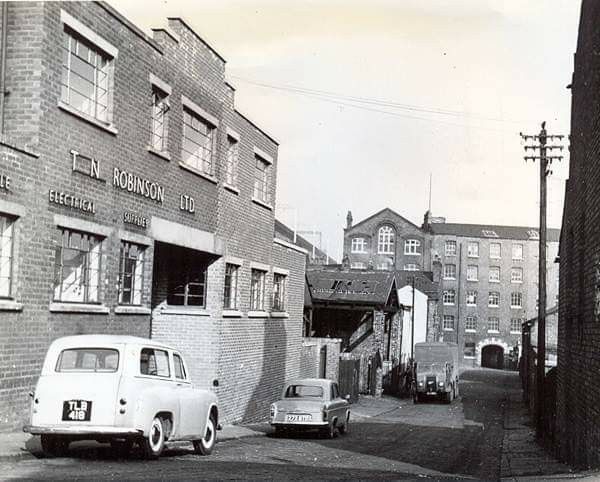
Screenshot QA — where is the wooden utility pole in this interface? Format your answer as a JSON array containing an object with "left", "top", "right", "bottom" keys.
[{"left": 520, "top": 122, "right": 564, "bottom": 438}]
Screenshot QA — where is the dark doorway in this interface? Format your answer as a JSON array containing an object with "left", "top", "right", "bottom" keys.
[
  {"left": 319, "top": 345, "right": 327, "bottom": 378},
  {"left": 481, "top": 345, "right": 504, "bottom": 369}
]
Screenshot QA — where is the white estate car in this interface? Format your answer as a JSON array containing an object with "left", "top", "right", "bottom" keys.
[
  {"left": 24, "top": 335, "right": 219, "bottom": 459},
  {"left": 270, "top": 378, "right": 350, "bottom": 438}
]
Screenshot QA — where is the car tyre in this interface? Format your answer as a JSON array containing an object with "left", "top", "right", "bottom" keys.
[
  {"left": 40, "top": 435, "right": 69, "bottom": 457},
  {"left": 338, "top": 416, "right": 349, "bottom": 435},
  {"left": 140, "top": 416, "right": 165, "bottom": 460},
  {"left": 110, "top": 438, "right": 134, "bottom": 458},
  {"left": 322, "top": 421, "right": 337, "bottom": 439},
  {"left": 193, "top": 414, "right": 217, "bottom": 456}
]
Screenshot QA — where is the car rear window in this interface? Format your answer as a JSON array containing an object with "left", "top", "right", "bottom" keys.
[
  {"left": 285, "top": 385, "right": 323, "bottom": 398},
  {"left": 56, "top": 348, "right": 119, "bottom": 372}
]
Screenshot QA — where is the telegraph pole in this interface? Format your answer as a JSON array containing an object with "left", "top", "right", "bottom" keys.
[{"left": 520, "top": 122, "right": 564, "bottom": 438}]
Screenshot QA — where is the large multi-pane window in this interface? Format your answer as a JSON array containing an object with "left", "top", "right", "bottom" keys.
[
  {"left": 445, "top": 240, "right": 456, "bottom": 257},
  {"left": 487, "top": 317, "right": 500, "bottom": 332},
  {"left": 118, "top": 242, "right": 144, "bottom": 305},
  {"left": 225, "top": 135, "right": 239, "bottom": 187},
  {"left": 465, "top": 316, "right": 477, "bottom": 331},
  {"left": 167, "top": 266, "right": 207, "bottom": 307},
  {"left": 151, "top": 86, "right": 169, "bottom": 152},
  {"left": 0, "top": 215, "right": 14, "bottom": 298},
  {"left": 511, "top": 267, "right": 523, "bottom": 283},
  {"left": 377, "top": 226, "right": 395, "bottom": 254},
  {"left": 182, "top": 108, "right": 216, "bottom": 175},
  {"left": 489, "top": 242, "right": 501, "bottom": 259},
  {"left": 443, "top": 264, "right": 456, "bottom": 279},
  {"left": 404, "top": 239, "right": 421, "bottom": 255},
  {"left": 250, "top": 269, "right": 266, "bottom": 310},
  {"left": 443, "top": 315, "right": 455, "bottom": 331},
  {"left": 273, "top": 273, "right": 287, "bottom": 311},
  {"left": 510, "top": 318, "right": 522, "bottom": 333},
  {"left": 223, "top": 263, "right": 239, "bottom": 310},
  {"left": 254, "top": 156, "right": 270, "bottom": 203},
  {"left": 351, "top": 238, "right": 367, "bottom": 253},
  {"left": 466, "top": 290, "right": 477, "bottom": 305},
  {"left": 467, "top": 265, "right": 478, "bottom": 281},
  {"left": 351, "top": 262, "right": 366, "bottom": 269},
  {"left": 488, "top": 291, "right": 500, "bottom": 307},
  {"left": 467, "top": 242, "right": 479, "bottom": 257},
  {"left": 443, "top": 290, "right": 456, "bottom": 305},
  {"left": 464, "top": 342, "right": 476, "bottom": 358},
  {"left": 512, "top": 243, "right": 524, "bottom": 260},
  {"left": 510, "top": 292, "right": 523, "bottom": 308},
  {"left": 61, "top": 28, "right": 112, "bottom": 123},
  {"left": 54, "top": 229, "right": 101, "bottom": 303},
  {"left": 489, "top": 266, "right": 500, "bottom": 282}
]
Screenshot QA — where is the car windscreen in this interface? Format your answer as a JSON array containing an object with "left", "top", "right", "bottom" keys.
[
  {"left": 285, "top": 384, "right": 324, "bottom": 398},
  {"left": 56, "top": 348, "right": 119, "bottom": 372},
  {"left": 418, "top": 362, "right": 445, "bottom": 372}
]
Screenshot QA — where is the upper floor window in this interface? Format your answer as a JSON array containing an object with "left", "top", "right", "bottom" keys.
[
  {"left": 351, "top": 262, "right": 366, "bottom": 269},
  {"left": 225, "top": 135, "right": 239, "bottom": 188},
  {"left": 488, "top": 291, "right": 500, "bottom": 307},
  {"left": 467, "top": 242, "right": 479, "bottom": 258},
  {"left": 254, "top": 155, "right": 270, "bottom": 204},
  {"left": 151, "top": 85, "right": 169, "bottom": 152},
  {"left": 404, "top": 263, "right": 419, "bottom": 271},
  {"left": 443, "top": 290, "right": 456, "bottom": 305},
  {"left": 351, "top": 237, "right": 367, "bottom": 253},
  {"left": 465, "top": 316, "right": 477, "bottom": 331},
  {"left": 510, "top": 292, "right": 523, "bottom": 308},
  {"left": 487, "top": 317, "right": 500, "bottom": 332},
  {"left": 466, "top": 290, "right": 477, "bottom": 306},
  {"left": 489, "top": 242, "right": 501, "bottom": 259},
  {"left": 61, "top": 28, "right": 112, "bottom": 123},
  {"left": 182, "top": 108, "right": 216, "bottom": 176},
  {"left": 223, "top": 263, "right": 239, "bottom": 310},
  {"left": 250, "top": 269, "right": 266, "bottom": 311},
  {"left": 273, "top": 273, "right": 287, "bottom": 311},
  {"left": 511, "top": 267, "right": 523, "bottom": 283},
  {"left": 118, "top": 241, "right": 145, "bottom": 305},
  {"left": 510, "top": 318, "right": 522, "bottom": 333},
  {"left": 443, "top": 264, "right": 456, "bottom": 279},
  {"left": 467, "top": 265, "right": 478, "bottom": 281},
  {"left": 445, "top": 240, "right": 456, "bottom": 257},
  {"left": 377, "top": 226, "right": 395, "bottom": 254},
  {"left": 54, "top": 228, "right": 102, "bottom": 303},
  {"left": 0, "top": 214, "right": 15, "bottom": 298},
  {"left": 443, "top": 315, "right": 455, "bottom": 331},
  {"left": 512, "top": 243, "right": 524, "bottom": 261},
  {"left": 404, "top": 239, "right": 421, "bottom": 255},
  {"left": 489, "top": 266, "right": 500, "bottom": 283}
]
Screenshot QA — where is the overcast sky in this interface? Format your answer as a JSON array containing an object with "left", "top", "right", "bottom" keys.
[{"left": 116, "top": 0, "right": 580, "bottom": 261}]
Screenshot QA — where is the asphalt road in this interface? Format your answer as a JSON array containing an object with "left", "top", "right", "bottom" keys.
[{"left": 0, "top": 369, "right": 515, "bottom": 481}]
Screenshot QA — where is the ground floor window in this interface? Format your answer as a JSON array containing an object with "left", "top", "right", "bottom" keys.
[
  {"left": 118, "top": 241, "right": 145, "bottom": 305},
  {"left": 443, "top": 314, "right": 455, "bottom": 331},
  {"left": 0, "top": 214, "right": 14, "bottom": 297},
  {"left": 165, "top": 248, "right": 209, "bottom": 307},
  {"left": 54, "top": 228, "right": 102, "bottom": 303},
  {"left": 272, "top": 273, "right": 286, "bottom": 311},
  {"left": 250, "top": 269, "right": 266, "bottom": 310},
  {"left": 464, "top": 342, "right": 475, "bottom": 358},
  {"left": 223, "top": 263, "right": 239, "bottom": 309}
]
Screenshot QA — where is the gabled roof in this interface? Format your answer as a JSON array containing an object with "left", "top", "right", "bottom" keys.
[
  {"left": 306, "top": 270, "right": 399, "bottom": 307},
  {"left": 395, "top": 271, "right": 439, "bottom": 298},
  {"left": 347, "top": 208, "right": 423, "bottom": 233},
  {"left": 429, "top": 222, "right": 560, "bottom": 242}
]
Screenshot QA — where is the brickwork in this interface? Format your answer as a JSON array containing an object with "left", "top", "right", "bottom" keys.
[{"left": 299, "top": 337, "right": 342, "bottom": 381}]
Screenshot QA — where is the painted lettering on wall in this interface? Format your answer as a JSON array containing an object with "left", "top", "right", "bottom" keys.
[
  {"left": 71, "top": 150, "right": 100, "bottom": 180},
  {"left": 49, "top": 189, "right": 96, "bottom": 214},
  {"left": 113, "top": 168, "right": 164, "bottom": 204},
  {"left": 123, "top": 211, "right": 149, "bottom": 228},
  {"left": 0, "top": 173, "right": 10, "bottom": 191},
  {"left": 180, "top": 194, "right": 195, "bottom": 213}
]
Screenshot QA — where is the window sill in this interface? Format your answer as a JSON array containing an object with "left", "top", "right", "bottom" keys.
[
  {"left": 510, "top": 306, "right": 523, "bottom": 310},
  {"left": 466, "top": 304, "right": 477, "bottom": 307},
  {"left": 248, "top": 310, "right": 269, "bottom": 318},
  {"left": 178, "top": 162, "right": 218, "bottom": 184},
  {"left": 443, "top": 277, "right": 456, "bottom": 281},
  {"left": 159, "top": 306, "right": 210, "bottom": 316},
  {"left": 443, "top": 303, "right": 455, "bottom": 306},
  {"left": 0, "top": 299, "right": 23, "bottom": 311},
  {"left": 115, "top": 306, "right": 151, "bottom": 315},
  {"left": 270, "top": 311, "right": 289, "bottom": 318},
  {"left": 224, "top": 184, "right": 240, "bottom": 195},
  {"left": 465, "top": 329, "right": 477, "bottom": 333},
  {"left": 351, "top": 251, "right": 368, "bottom": 255},
  {"left": 463, "top": 356, "right": 476, "bottom": 360},
  {"left": 58, "top": 101, "right": 118, "bottom": 135},
  {"left": 511, "top": 281, "right": 523, "bottom": 284},
  {"left": 510, "top": 330, "right": 522, "bottom": 335},
  {"left": 443, "top": 328, "right": 455, "bottom": 332},
  {"left": 222, "top": 309, "right": 242, "bottom": 318},
  {"left": 404, "top": 253, "right": 421, "bottom": 256},
  {"left": 252, "top": 197, "right": 273, "bottom": 211},
  {"left": 487, "top": 330, "right": 500, "bottom": 334},
  {"left": 488, "top": 305, "right": 499, "bottom": 309},
  {"left": 489, "top": 280, "right": 500, "bottom": 283},
  {"left": 147, "top": 146, "right": 171, "bottom": 162},
  {"left": 49, "top": 302, "right": 109, "bottom": 314}
]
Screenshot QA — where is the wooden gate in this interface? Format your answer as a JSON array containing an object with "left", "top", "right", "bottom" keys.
[{"left": 338, "top": 358, "right": 360, "bottom": 402}]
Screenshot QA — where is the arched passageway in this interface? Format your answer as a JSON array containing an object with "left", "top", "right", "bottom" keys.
[{"left": 481, "top": 345, "right": 504, "bottom": 369}]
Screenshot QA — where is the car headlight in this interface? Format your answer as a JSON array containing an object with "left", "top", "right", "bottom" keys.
[
  {"left": 417, "top": 381, "right": 424, "bottom": 387},
  {"left": 270, "top": 404, "right": 276, "bottom": 418},
  {"left": 438, "top": 381, "right": 445, "bottom": 387}
]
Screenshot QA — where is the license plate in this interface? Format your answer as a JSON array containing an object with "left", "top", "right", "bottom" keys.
[
  {"left": 62, "top": 400, "right": 92, "bottom": 422},
  {"left": 285, "top": 414, "right": 311, "bottom": 422}
]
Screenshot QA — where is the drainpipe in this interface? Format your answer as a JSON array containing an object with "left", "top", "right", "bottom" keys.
[{"left": 0, "top": 2, "right": 8, "bottom": 135}]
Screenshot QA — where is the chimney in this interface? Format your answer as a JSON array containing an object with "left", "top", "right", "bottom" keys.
[
  {"left": 346, "top": 210, "right": 353, "bottom": 229},
  {"left": 422, "top": 210, "right": 432, "bottom": 230}
]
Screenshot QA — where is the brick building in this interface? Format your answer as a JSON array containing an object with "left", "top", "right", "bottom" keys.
[
  {"left": 555, "top": 0, "right": 600, "bottom": 468},
  {"left": 0, "top": 1, "right": 305, "bottom": 430},
  {"left": 343, "top": 208, "right": 559, "bottom": 368}
]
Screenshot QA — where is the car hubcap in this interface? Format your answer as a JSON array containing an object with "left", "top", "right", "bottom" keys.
[
  {"left": 203, "top": 419, "right": 214, "bottom": 447},
  {"left": 150, "top": 420, "right": 162, "bottom": 450}
]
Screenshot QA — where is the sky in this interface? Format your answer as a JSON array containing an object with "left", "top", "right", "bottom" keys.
[{"left": 115, "top": 0, "right": 581, "bottom": 262}]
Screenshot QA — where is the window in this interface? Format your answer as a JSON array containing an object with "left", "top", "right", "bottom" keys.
[
  {"left": 467, "top": 265, "right": 478, "bottom": 281},
  {"left": 118, "top": 242, "right": 145, "bottom": 305},
  {"left": 488, "top": 291, "right": 500, "bottom": 307},
  {"left": 443, "top": 315, "right": 455, "bottom": 331},
  {"left": 331, "top": 383, "right": 340, "bottom": 400},
  {"left": 464, "top": 342, "right": 475, "bottom": 358},
  {"left": 377, "top": 226, "right": 395, "bottom": 254},
  {"left": 273, "top": 273, "right": 287, "bottom": 311},
  {"left": 0, "top": 215, "right": 14, "bottom": 297},
  {"left": 223, "top": 263, "right": 239, "bottom": 309},
  {"left": 377, "top": 262, "right": 391, "bottom": 271},
  {"left": 404, "top": 239, "right": 421, "bottom": 255},
  {"left": 167, "top": 264, "right": 207, "bottom": 307},
  {"left": 173, "top": 353, "right": 187, "bottom": 380},
  {"left": 487, "top": 317, "right": 500, "bottom": 332},
  {"left": 56, "top": 348, "right": 118, "bottom": 372},
  {"left": 443, "top": 264, "right": 456, "bottom": 279},
  {"left": 54, "top": 228, "right": 102, "bottom": 303},
  {"left": 512, "top": 243, "right": 524, "bottom": 260},
  {"left": 140, "top": 348, "right": 170, "bottom": 377},
  {"left": 225, "top": 135, "right": 239, "bottom": 187},
  {"left": 250, "top": 269, "right": 266, "bottom": 310},
  {"left": 351, "top": 237, "right": 367, "bottom": 253},
  {"left": 511, "top": 268, "right": 523, "bottom": 283},
  {"left": 445, "top": 240, "right": 456, "bottom": 257},
  {"left": 466, "top": 290, "right": 477, "bottom": 306},
  {"left": 510, "top": 318, "right": 522, "bottom": 333},
  {"left": 465, "top": 316, "right": 477, "bottom": 332},
  {"left": 404, "top": 263, "right": 419, "bottom": 271},
  {"left": 527, "top": 230, "right": 539, "bottom": 240},
  {"left": 510, "top": 292, "right": 523, "bottom": 308},
  {"left": 61, "top": 28, "right": 112, "bottom": 123},
  {"left": 467, "top": 242, "right": 479, "bottom": 257},
  {"left": 351, "top": 262, "right": 366, "bottom": 269},
  {"left": 489, "top": 242, "right": 501, "bottom": 259},
  {"left": 254, "top": 155, "right": 270, "bottom": 203},
  {"left": 182, "top": 108, "right": 216, "bottom": 176},
  {"left": 151, "top": 85, "right": 169, "bottom": 152},
  {"left": 285, "top": 385, "right": 323, "bottom": 398},
  {"left": 443, "top": 290, "right": 456, "bottom": 305},
  {"left": 489, "top": 266, "right": 500, "bottom": 283}
]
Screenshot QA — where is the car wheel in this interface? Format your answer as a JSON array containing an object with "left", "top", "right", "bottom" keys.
[
  {"left": 193, "top": 414, "right": 217, "bottom": 456},
  {"left": 338, "top": 416, "right": 349, "bottom": 435},
  {"left": 110, "top": 438, "right": 134, "bottom": 458},
  {"left": 40, "top": 435, "right": 69, "bottom": 457},
  {"left": 140, "top": 416, "right": 165, "bottom": 460},
  {"left": 322, "top": 421, "right": 337, "bottom": 439}
]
